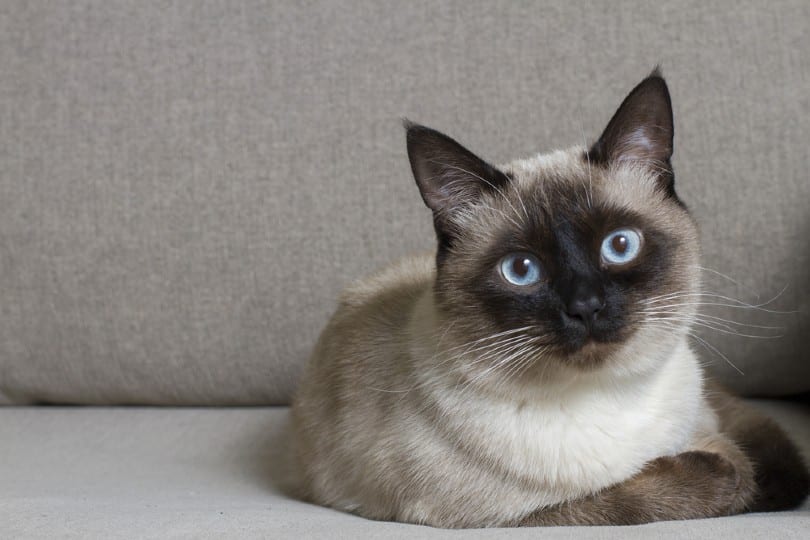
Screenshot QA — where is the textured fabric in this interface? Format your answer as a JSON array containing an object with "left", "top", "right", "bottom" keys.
[
  {"left": 0, "top": 1, "right": 808, "bottom": 404},
  {"left": 1, "top": 402, "right": 808, "bottom": 539}
]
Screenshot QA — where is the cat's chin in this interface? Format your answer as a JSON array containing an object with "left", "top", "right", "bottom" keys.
[{"left": 561, "top": 339, "right": 623, "bottom": 370}]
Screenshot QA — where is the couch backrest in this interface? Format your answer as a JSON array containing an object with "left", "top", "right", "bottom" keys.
[{"left": 1, "top": 1, "right": 807, "bottom": 405}]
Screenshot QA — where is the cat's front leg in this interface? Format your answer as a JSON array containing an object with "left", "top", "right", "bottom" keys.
[{"left": 517, "top": 439, "right": 754, "bottom": 526}]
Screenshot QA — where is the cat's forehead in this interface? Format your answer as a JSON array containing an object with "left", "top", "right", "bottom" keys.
[
  {"left": 501, "top": 147, "right": 588, "bottom": 181},
  {"left": 499, "top": 146, "right": 674, "bottom": 221}
]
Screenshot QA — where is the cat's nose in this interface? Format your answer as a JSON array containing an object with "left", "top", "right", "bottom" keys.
[{"left": 564, "top": 291, "right": 605, "bottom": 328}]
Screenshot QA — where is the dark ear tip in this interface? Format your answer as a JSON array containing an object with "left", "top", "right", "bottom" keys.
[
  {"left": 632, "top": 68, "right": 671, "bottom": 108},
  {"left": 402, "top": 118, "right": 432, "bottom": 137},
  {"left": 403, "top": 119, "right": 422, "bottom": 153},
  {"left": 642, "top": 66, "right": 669, "bottom": 93},
  {"left": 403, "top": 121, "right": 444, "bottom": 152}
]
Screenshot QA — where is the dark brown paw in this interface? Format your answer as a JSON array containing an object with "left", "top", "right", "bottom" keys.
[
  {"left": 647, "top": 451, "right": 741, "bottom": 516},
  {"left": 674, "top": 451, "right": 738, "bottom": 482}
]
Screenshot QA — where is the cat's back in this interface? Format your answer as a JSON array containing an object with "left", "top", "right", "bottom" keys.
[
  {"left": 337, "top": 251, "right": 435, "bottom": 314},
  {"left": 295, "top": 251, "right": 434, "bottom": 389},
  {"left": 290, "top": 253, "right": 435, "bottom": 497}
]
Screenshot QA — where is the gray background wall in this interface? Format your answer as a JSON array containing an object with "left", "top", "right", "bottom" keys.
[{"left": 0, "top": 1, "right": 807, "bottom": 404}]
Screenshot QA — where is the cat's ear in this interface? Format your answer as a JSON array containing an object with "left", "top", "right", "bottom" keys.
[
  {"left": 588, "top": 69, "right": 674, "bottom": 176},
  {"left": 405, "top": 121, "right": 509, "bottom": 215}
]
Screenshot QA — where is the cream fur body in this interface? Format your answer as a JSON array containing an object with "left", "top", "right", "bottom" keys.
[
  {"left": 290, "top": 74, "right": 810, "bottom": 527},
  {"left": 291, "top": 252, "right": 715, "bottom": 528}
]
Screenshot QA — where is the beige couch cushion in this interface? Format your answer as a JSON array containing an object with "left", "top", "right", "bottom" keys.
[
  {"left": 1, "top": 401, "right": 808, "bottom": 538},
  {"left": 0, "top": 1, "right": 808, "bottom": 404}
]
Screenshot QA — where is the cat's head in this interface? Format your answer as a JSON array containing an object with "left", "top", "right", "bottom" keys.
[{"left": 406, "top": 71, "right": 700, "bottom": 378}]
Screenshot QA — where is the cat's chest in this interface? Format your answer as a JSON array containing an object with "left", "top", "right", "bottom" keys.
[
  {"left": 471, "top": 393, "right": 684, "bottom": 485},
  {"left": 432, "top": 354, "right": 702, "bottom": 495}
]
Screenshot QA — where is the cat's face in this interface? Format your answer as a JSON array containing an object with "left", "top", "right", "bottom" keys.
[{"left": 407, "top": 72, "right": 700, "bottom": 376}]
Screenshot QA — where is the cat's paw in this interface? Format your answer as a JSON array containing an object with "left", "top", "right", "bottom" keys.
[
  {"left": 649, "top": 450, "right": 742, "bottom": 516},
  {"left": 671, "top": 450, "right": 739, "bottom": 482}
]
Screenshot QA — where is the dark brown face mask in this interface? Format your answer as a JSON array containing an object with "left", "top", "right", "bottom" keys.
[{"left": 404, "top": 70, "right": 689, "bottom": 366}]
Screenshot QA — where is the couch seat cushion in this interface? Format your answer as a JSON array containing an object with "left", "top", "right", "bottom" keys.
[{"left": 1, "top": 401, "right": 808, "bottom": 539}]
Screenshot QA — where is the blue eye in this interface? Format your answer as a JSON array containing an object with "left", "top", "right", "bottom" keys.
[
  {"left": 499, "top": 253, "right": 543, "bottom": 286},
  {"left": 601, "top": 228, "right": 643, "bottom": 266}
]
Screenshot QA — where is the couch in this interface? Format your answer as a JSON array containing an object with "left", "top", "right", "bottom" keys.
[{"left": 1, "top": 1, "right": 808, "bottom": 538}]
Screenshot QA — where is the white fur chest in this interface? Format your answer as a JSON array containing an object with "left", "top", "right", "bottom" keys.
[{"left": 426, "top": 339, "right": 703, "bottom": 506}]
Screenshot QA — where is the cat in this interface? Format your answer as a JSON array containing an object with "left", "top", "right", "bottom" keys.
[{"left": 289, "top": 70, "right": 809, "bottom": 527}]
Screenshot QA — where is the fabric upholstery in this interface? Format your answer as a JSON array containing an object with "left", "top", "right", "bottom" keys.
[
  {"left": 1, "top": 401, "right": 808, "bottom": 538},
  {"left": 0, "top": 1, "right": 808, "bottom": 404}
]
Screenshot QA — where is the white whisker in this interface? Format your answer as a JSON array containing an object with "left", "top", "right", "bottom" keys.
[
  {"left": 691, "top": 265, "right": 741, "bottom": 287},
  {"left": 645, "top": 321, "right": 745, "bottom": 375},
  {"left": 641, "top": 286, "right": 792, "bottom": 313}
]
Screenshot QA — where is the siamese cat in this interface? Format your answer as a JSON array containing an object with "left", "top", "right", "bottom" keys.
[{"left": 290, "top": 71, "right": 809, "bottom": 527}]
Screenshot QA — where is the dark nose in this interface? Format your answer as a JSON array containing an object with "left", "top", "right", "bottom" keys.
[{"left": 565, "top": 290, "right": 605, "bottom": 328}]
